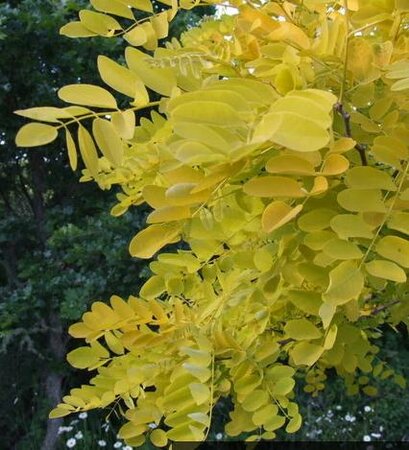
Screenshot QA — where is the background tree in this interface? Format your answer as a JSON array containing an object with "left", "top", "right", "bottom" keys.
[{"left": 0, "top": 1, "right": 212, "bottom": 449}]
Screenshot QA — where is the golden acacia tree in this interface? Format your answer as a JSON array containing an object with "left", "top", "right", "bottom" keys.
[{"left": 16, "top": 0, "right": 409, "bottom": 445}]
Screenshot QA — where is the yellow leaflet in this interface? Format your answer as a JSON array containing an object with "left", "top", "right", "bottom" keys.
[
  {"left": 322, "top": 238, "right": 363, "bottom": 260},
  {"left": 66, "top": 129, "right": 78, "bottom": 171},
  {"left": 366, "top": 259, "right": 407, "bottom": 283},
  {"left": 265, "top": 155, "right": 315, "bottom": 175},
  {"left": 150, "top": 429, "right": 168, "bottom": 447},
  {"left": 337, "top": 189, "right": 387, "bottom": 213},
  {"left": 125, "top": 47, "right": 176, "bottom": 96},
  {"left": 345, "top": 167, "right": 396, "bottom": 191},
  {"left": 376, "top": 236, "right": 409, "bottom": 268},
  {"left": 78, "top": 125, "right": 99, "bottom": 178},
  {"left": 112, "top": 110, "right": 136, "bottom": 140},
  {"left": 58, "top": 84, "right": 117, "bottom": 109},
  {"left": 321, "top": 154, "right": 349, "bottom": 176},
  {"left": 79, "top": 10, "right": 122, "bottom": 36},
  {"left": 98, "top": 56, "right": 148, "bottom": 103},
  {"left": 151, "top": 12, "right": 169, "bottom": 40},
  {"left": 60, "top": 21, "right": 98, "bottom": 38},
  {"left": 93, "top": 118, "right": 124, "bottom": 167},
  {"left": 290, "top": 342, "right": 323, "bottom": 366},
  {"left": 90, "top": 0, "right": 135, "bottom": 19},
  {"left": 146, "top": 205, "right": 191, "bottom": 223},
  {"left": 124, "top": 26, "right": 148, "bottom": 47},
  {"left": 284, "top": 319, "right": 322, "bottom": 341},
  {"left": 243, "top": 176, "right": 305, "bottom": 198},
  {"left": 117, "top": 0, "right": 153, "bottom": 13},
  {"left": 323, "top": 261, "right": 364, "bottom": 305},
  {"left": 262, "top": 201, "right": 303, "bottom": 233},
  {"left": 15, "top": 106, "right": 73, "bottom": 123},
  {"left": 129, "top": 223, "right": 181, "bottom": 258},
  {"left": 15, "top": 122, "right": 58, "bottom": 147}
]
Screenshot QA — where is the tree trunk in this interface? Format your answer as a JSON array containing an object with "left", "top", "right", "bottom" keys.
[{"left": 41, "top": 312, "right": 66, "bottom": 450}]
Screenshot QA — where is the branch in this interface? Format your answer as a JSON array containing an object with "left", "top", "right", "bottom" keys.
[
  {"left": 334, "top": 102, "right": 368, "bottom": 166},
  {"left": 371, "top": 300, "right": 401, "bottom": 316}
]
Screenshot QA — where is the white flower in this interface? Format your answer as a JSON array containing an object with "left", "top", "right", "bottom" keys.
[
  {"left": 379, "top": 426, "right": 384, "bottom": 432},
  {"left": 327, "top": 410, "right": 334, "bottom": 418},
  {"left": 78, "top": 412, "right": 88, "bottom": 420},
  {"left": 371, "top": 433, "right": 381, "bottom": 438},
  {"left": 148, "top": 423, "right": 158, "bottom": 429},
  {"left": 336, "top": 405, "right": 342, "bottom": 410},
  {"left": 58, "top": 427, "right": 65, "bottom": 435},
  {"left": 66, "top": 438, "right": 77, "bottom": 448},
  {"left": 364, "top": 406, "right": 372, "bottom": 413},
  {"left": 345, "top": 414, "right": 356, "bottom": 422},
  {"left": 113, "top": 443, "right": 122, "bottom": 449},
  {"left": 216, "top": 433, "right": 223, "bottom": 440},
  {"left": 97, "top": 440, "right": 107, "bottom": 447},
  {"left": 70, "top": 420, "right": 79, "bottom": 425},
  {"left": 123, "top": 446, "right": 133, "bottom": 450},
  {"left": 75, "top": 431, "right": 83, "bottom": 440},
  {"left": 363, "top": 435, "right": 371, "bottom": 442}
]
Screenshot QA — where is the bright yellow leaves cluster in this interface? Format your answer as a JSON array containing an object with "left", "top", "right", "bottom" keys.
[{"left": 15, "top": 0, "right": 409, "bottom": 445}]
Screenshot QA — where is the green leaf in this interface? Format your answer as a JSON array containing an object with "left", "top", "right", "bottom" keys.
[{"left": 15, "top": 123, "right": 58, "bottom": 147}]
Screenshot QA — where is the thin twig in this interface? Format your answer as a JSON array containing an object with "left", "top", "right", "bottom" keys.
[{"left": 334, "top": 102, "right": 368, "bottom": 165}]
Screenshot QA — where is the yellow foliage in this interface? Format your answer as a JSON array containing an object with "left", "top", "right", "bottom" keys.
[{"left": 16, "top": 0, "right": 409, "bottom": 445}]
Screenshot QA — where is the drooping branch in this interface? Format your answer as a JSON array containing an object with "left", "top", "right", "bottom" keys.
[{"left": 334, "top": 102, "right": 368, "bottom": 166}]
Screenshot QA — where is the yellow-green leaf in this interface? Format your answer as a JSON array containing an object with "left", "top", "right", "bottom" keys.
[
  {"left": 129, "top": 223, "right": 181, "bottom": 258},
  {"left": 323, "top": 261, "right": 364, "bottom": 305},
  {"left": 322, "top": 238, "right": 363, "bottom": 260},
  {"left": 91, "top": 0, "right": 135, "bottom": 19},
  {"left": 79, "top": 10, "right": 121, "bottom": 36},
  {"left": 66, "top": 129, "right": 78, "bottom": 171},
  {"left": 266, "top": 154, "right": 315, "bottom": 175},
  {"left": 345, "top": 167, "right": 396, "bottom": 191},
  {"left": 98, "top": 56, "right": 148, "bottom": 101},
  {"left": 15, "top": 123, "right": 58, "bottom": 147},
  {"left": 284, "top": 319, "right": 322, "bottom": 340},
  {"left": 337, "top": 189, "right": 386, "bottom": 213},
  {"left": 262, "top": 202, "right": 303, "bottom": 233},
  {"left": 376, "top": 236, "right": 409, "bottom": 268},
  {"left": 366, "top": 259, "right": 407, "bottom": 282},
  {"left": 243, "top": 176, "right": 305, "bottom": 198},
  {"left": 150, "top": 429, "right": 168, "bottom": 447},
  {"left": 60, "top": 21, "right": 98, "bottom": 37},
  {"left": 58, "top": 84, "right": 117, "bottom": 109},
  {"left": 78, "top": 126, "right": 99, "bottom": 178},
  {"left": 290, "top": 342, "right": 323, "bottom": 366},
  {"left": 93, "top": 118, "right": 123, "bottom": 166}
]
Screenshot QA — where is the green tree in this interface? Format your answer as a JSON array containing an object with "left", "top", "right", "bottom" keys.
[
  {"left": 0, "top": 1, "right": 212, "bottom": 449},
  {"left": 16, "top": 0, "right": 409, "bottom": 446}
]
